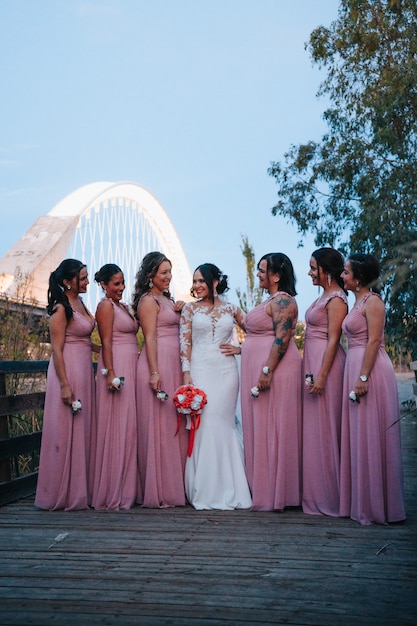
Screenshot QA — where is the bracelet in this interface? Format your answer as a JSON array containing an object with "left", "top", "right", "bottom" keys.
[{"left": 150, "top": 371, "right": 159, "bottom": 376}]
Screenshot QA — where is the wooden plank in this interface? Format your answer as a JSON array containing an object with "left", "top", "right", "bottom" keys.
[
  {"left": 0, "top": 407, "right": 415, "bottom": 625},
  {"left": 0, "top": 392, "right": 45, "bottom": 416},
  {"left": 0, "top": 431, "right": 41, "bottom": 461},
  {"left": 0, "top": 473, "right": 38, "bottom": 506},
  {"left": 0, "top": 361, "right": 49, "bottom": 374}
]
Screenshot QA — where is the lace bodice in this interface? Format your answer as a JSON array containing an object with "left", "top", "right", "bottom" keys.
[{"left": 180, "top": 301, "right": 244, "bottom": 371}]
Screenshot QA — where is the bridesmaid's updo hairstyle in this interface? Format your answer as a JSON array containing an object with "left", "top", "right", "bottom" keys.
[
  {"left": 94, "top": 263, "right": 122, "bottom": 287},
  {"left": 258, "top": 252, "right": 297, "bottom": 296},
  {"left": 47, "top": 258, "right": 86, "bottom": 320},
  {"left": 348, "top": 253, "right": 381, "bottom": 293},
  {"left": 131, "top": 251, "right": 172, "bottom": 318},
  {"left": 191, "top": 263, "right": 229, "bottom": 301},
  {"left": 312, "top": 247, "right": 347, "bottom": 293}
]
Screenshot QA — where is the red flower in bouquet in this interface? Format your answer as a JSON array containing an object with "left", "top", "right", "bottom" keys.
[{"left": 173, "top": 385, "right": 208, "bottom": 456}]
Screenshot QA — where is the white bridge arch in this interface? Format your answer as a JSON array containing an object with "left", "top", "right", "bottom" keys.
[{"left": 0, "top": 181, "right": 192, "bottom": 311}]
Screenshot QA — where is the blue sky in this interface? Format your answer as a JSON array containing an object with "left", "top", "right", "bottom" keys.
[{"left": 0, "top": 0, "right": 340, "bottom": 318}]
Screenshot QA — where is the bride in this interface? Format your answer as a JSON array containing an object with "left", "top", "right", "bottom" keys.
[{"left": 179, "top": 263, "right": 252, "bottom": 510}]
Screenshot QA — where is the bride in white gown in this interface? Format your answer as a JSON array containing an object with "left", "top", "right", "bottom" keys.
[{"left": 179, "top": 263, "right": 252, "bottom": 510}]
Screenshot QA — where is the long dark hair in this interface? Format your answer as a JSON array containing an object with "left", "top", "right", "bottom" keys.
[
  {"left": 191, "top": 263, "right": 229, "bottom": 301},
  {"left": 312, "top": 247, "right": 347, "bottom": 293},
  {"left": 258, "top": 253, "right": 297, "bottom": 296},
  {"left": 131, "top": 251, "right": 172, "bottom": 317},
  {"left": 348, "top": 253, "right": 381, "bottom": 293},
  {"left": 47, "top": 259, "right": 86, "bottom": 320}
]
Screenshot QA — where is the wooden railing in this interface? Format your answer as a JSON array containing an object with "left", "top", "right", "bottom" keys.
[{"left": 0, "top": 361, "right": 48, "bottom": 506}]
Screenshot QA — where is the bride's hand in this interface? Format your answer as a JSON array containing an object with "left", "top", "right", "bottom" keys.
[
  {"left": 183, "top": 371, "right": 193, "bottom": 386},
  {"left": 220, "top": 343, "right": 241, "bottom": 356}
]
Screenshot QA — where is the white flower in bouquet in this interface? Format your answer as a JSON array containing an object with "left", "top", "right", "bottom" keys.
[
  {"left": 191, "top": 394, "right": 204, "bottom": 410},
  {"left": 175, "top": 392, "right": 191, "bottom": 413}
]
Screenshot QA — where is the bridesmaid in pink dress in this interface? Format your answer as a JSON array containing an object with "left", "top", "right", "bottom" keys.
[
  {"left": 132, "top": 252, "right": 188, "bottom": 508},
  {"left": 90, "top": 264, "right": 139, "bottom": 510},
  {"left": 302, "top": 248, "right": 348, "bottom": 516},
  {"left": 35, "top": 259, "right": 97, "bottom": 511},
  {"left": 241, "top": 252, "right": 302, "bottom": 511},
  {"left": 339, "top": 253, "right": 405, "bottom": 525}
]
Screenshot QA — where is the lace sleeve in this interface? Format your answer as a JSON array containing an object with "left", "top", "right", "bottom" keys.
[
  {"left": 179, "top": 302, "right": 193, "bottom": 372},
  {"left": 232, "top": 303, "right": 246, "bottom": 331}
]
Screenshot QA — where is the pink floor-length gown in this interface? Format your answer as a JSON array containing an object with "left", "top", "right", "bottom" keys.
[
  {"left": 241, "top": 294, "right": 302, "bottom": 511},
  {"left": 90, "top": 300, "right": 139, "bottom": 510},
  {"left": 35, "top": 307, "right": 95, "bottom": 511},
  {"left": 136, "top": 295, "right": 188, "bottom": 507},
  {"left": 302, "top": 292, "right": 347, "bottom": 516},
  {"left": 339, "top": 294, "right": 406, "bottom": 525}
]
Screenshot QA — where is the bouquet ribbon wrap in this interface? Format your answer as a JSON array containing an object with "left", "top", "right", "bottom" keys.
[{"left": 173, "top": 385, "right": 208, "bottom": 456}]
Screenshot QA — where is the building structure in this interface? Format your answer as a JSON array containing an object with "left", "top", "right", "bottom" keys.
[{"left": 0, "top": 181, "right": 192, "bottom": 311}]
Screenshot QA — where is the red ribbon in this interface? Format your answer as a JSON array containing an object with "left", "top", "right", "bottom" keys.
[
  {"left": 175, "top": 411, "right": 201, "bottom": 456},
  {"left": 186, "top": 413, "right": 201, "bottom": 457}
]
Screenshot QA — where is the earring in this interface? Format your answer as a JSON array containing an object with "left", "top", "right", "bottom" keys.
[
  {"left": 149, "top": 279, "right": 153, "bottom": 288},
  {"left": 355, "top": 281, "right": 360, "bottom": 292},
  {"left": 327, "top": 274, "right": 331, "bottom": 286},
  {"left": 67, "top": 285, "right": 71, "bottom": 290}
]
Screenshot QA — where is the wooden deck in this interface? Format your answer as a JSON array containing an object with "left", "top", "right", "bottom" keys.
[{"left": 0, "top": 403, "right": 416, "bottom": 624}]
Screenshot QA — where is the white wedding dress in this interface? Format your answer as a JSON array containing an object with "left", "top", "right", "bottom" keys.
[{"left": 180, "top": 300, "right": 252, "bottom": 510}]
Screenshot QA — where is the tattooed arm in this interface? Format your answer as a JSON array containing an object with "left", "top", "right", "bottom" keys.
[{"left": 257, "top": 294, "right": 298, "bottom": 391}]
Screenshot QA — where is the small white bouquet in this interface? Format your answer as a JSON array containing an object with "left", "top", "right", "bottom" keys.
[
  {"left": 71, "top": 399, "right": 82, "bottom": 414},
  {"left": 305, "top": 373, "right": 314, "bottom": 387},
  {"left": 349, "top": 390, "right": 360, "bottom": 403},
  {"left": 111, "top": 376, "right": 125, "bottom": 390},
  {"left": 156, "top": 389, "right": 169, "bottom": 401},
  {"left": 251, "top": 386, "right": 260, "bottom": 397},
  {"left": 101, "top": 368, "right": 124, "bottom": 390}
]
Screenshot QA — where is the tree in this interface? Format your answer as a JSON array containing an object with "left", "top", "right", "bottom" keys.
[
  {"left": 236, "top": 235, "right": 263, "bottom": 313},
  {"left": 268, "top": 0, "right": 417, "bottom": 358},
  {"left": 0, "top": 269, "right": 50, "bottom": 365},
  {"left": 0, "top": 270, "right": 51, "bottom": 476}
]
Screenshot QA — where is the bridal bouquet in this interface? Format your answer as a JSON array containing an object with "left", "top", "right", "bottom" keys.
[{"left": 173, "top": 385, "right": 208, "bottom": 456}]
